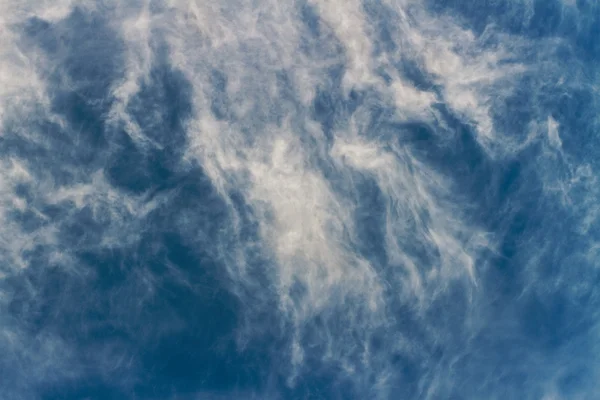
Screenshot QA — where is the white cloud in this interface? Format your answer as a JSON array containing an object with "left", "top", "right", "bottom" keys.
[{"left": 0, "top": 0, "right": 598, "bottom": 397}]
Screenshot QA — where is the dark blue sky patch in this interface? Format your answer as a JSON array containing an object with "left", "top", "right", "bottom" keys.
[
  {"left": 106, "top": 129, "right": 175, "bottom": 194},
  {"left": 39, "top": 379, "right": 131, "bottom": 400},
  {"left": 428, "top": 0, "right": 600, "bottom": 61},
  {"left": 362, "top": 0, "right": 399, "bottom": 56},
  {"left": 126, "top": 65, "right": 192, "bottom": 149},
  {"left": 351, "top": 175, "right": 388, "bottom": 268},
  {"left": 106, "top": 64, "right": 192, "bottom": 192}
]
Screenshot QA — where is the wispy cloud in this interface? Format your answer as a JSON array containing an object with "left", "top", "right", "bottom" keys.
[{"left": 0, "top": 0, "right": 599, "bottom": 398}]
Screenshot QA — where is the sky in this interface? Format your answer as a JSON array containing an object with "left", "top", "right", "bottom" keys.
[{"left": 0, "top": 0, "right": 599, "bottom": 399}]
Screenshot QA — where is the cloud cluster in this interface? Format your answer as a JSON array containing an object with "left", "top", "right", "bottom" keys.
[{"left": 0, "top": 0, "right": 599, "bottom": 398}]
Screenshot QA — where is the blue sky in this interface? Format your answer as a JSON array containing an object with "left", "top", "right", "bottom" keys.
[{"left": 0, "top": 0, "right": 599, "bottom": 399}]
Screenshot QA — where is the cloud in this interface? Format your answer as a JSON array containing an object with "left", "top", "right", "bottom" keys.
[{"left": 0, "top": 0, "right": 599, "bottom": 398}]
